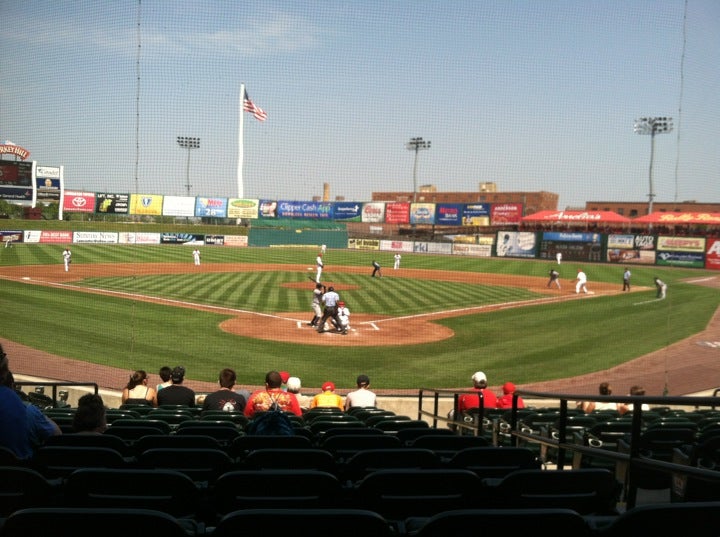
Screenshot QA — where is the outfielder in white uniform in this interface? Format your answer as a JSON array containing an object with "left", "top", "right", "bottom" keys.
[
  {"left": 62, "top": 248, "right": 72, "bottom": 272},
  {"left": 394, "top": 253, "right": 401, "bottom": 270},
  {"left": 575, "top": 269, "right": 588, "bottom": 294},
  {"left": 315, "top": 254, "right": 324, "bottom": 283},
  {"left": 336, "top": 301, "right": 350, "bottom": 335}
]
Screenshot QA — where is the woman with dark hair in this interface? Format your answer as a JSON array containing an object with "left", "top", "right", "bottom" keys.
[{"left": 122, "top": 370, "right": 157, "bottom": 406}]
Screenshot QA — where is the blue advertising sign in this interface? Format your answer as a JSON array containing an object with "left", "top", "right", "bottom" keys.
[
  {"left": 195, "top": 197, "right": 228, "bottom": 218},
  {"left": 332, "top": 202, "right": 362, "bottom": 221},
  {"left": 656, "top": 251, "right": 705, "bottom": 268},
  {"left": 277, "top": 201, "right": 333, "bottom": 219},
  {"left": 542, "top": 231, "right": 603, "bottom": 243},
  {"left": 435, "top": 204, "right": 464, "bottom": 225}
]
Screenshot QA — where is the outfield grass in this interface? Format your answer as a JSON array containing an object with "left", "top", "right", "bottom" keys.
[{"left": 0, "top": 243, "right": 717, "bottom": 391}]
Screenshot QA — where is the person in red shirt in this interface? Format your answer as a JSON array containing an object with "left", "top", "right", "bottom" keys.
[
  {"left": 496, "top": 381, "right": 525, "bottom": 409},
  {"left": 244, "top": 370, "right": 302, "bottom": 417},
  {"left": 457, "top": 371, "right": 498, "bottom": 412}
]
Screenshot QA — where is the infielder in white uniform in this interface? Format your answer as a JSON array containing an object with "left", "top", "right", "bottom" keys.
[
  {"left": 62, "top": 248, "right": 72, "bottom": 272},
  {"left": 394, "top": 253, "right": 401, "bottom": 270},
  {"left": 575, "top": 269, "right": 588, "bottom": 294},
  {"left": 192, "top": 248, "right": 201, "bottom": 266},
  {"left": 315, "top": 253, "right": 324, "bottom": 283}
]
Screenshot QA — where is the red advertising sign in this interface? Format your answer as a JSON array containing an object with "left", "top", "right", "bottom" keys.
[
  {"left": 706, "top": 237, "right": 720, "bottom": 271},
  {"left": 63, "top": 191, "right": 96, "bottom": 213},
  {"left": 384, "top": 202, "right": 410, "bottom": 224},
  {"left": 491, "top": 203, "right": 523, "bottom": 225}
]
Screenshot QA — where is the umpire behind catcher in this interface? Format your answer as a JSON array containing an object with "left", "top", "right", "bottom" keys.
[{"left": 317, "top": 286, "right": 340, "bottom": 334}]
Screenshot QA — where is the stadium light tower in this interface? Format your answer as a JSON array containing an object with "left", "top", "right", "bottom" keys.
[
  {"left": 176, "top": 136, "right": 200, "bottom": 197},
  {"left": 634, "top": 117, "right": 673, "bottom": 214},
  {"left": 406, "top": 137, "right": 431, "bottom": 203}
]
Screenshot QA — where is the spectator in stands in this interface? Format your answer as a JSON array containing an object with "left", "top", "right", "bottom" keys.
[
  {"left": 310, "top": 381, "right": 344, "bottom": 410},
  {"left": 156, "top": 366, "right": 172, "bottom": 391},
  {"left": 286, "top": 376, "right": 311, "bottom": 411},
  {"left": 617, "top": 385, "right": 650, "bottom": 415},
  {"left": 72, "top": 393, "right": 108, "bottom": 434},
  {"left": 244, "top": 370, "right": 302, "bottom": 417},
  {"left": 458, "top": 371, "right": 498, "bottom": 412},
  {"left": 496, "top": 381, "right": 525, "bottom": 409},
  {"left": 279, "top": 371, "right": 291, "bottom": 391},
  {"left": 156, "top": 366, "right": 196, "bottom": 407},
  {"left": 202, "top": 368, "right": 247, "bottom": 412},
  {"left": 0, "top": 344, "right": 61, "bottom": 460},
  {"left": 344, "top": 374, "right": 377, "bottom": 410},
  {"left": 122, "top": 370, "right": 157, "bottom": 407},
  {"left": 580, "top": 382, "right": 617, "bottom": 413}
]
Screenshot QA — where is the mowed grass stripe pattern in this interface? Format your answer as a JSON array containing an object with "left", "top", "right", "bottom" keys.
[{"left": 77, "top": 271, "right": 542, "bottom": 317}]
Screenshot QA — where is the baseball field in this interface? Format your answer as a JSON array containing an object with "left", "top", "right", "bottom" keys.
[{"left": 1, "top": 241, "right": 719, "bottom": 396}]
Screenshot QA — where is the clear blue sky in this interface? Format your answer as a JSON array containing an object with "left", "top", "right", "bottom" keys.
[{"left": 1, "top": 0, "right": 718, "bottom": 209}]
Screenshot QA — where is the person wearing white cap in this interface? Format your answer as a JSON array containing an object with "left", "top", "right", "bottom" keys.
[{"left": 458, "top": 371, "right": 498, "bottom": 413}]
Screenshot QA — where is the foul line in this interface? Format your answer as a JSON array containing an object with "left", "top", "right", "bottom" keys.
[{"left": 633, "top": 296, "right": 665, "bottom": 306}]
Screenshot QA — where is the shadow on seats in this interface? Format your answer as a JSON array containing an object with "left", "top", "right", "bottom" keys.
[
  {"left": 411, "top": 508, "right": 591, "bottom": 537},
  {"left": 0, "top": 466, "right": 57, "bottom": 517},
  {"left": 211, "top": 470, "right": 344, "bottom": 517},
  {"left": 212, "top": 508, "right": 394, "bottom": 537},
  {"left": 63, "top": 468, "right": 202, "bottom": 520},
  {"left": 0, "top": 507, "right": 194, "bottom": 537},
  {"left": 480, "top": 468, "right": 620, "bottom": 515},
  {"left": 589, "top": 501, "right": 720, "bottom": 537}
]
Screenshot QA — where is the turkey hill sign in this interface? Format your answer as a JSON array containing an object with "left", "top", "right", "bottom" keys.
[{"left": 0, "top": 144, "right": 30, "bottom": 160}]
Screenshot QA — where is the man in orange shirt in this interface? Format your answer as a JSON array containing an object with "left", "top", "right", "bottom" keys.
[{"left": 244, "top": 370, "right": 302, "bottom": 417}]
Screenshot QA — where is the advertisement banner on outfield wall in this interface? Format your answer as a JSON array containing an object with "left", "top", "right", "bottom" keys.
[
  {"left": 385, "top": 202, "right": 410, "bottom": 224},
  {"left": 130, "top": 194, "right": 163, "bottom": 216},
  {"left": 361, "top": 203, "right": 385, "bottom": 223},
  {"left": 496, "top": 231, "right": 537, "bottom": 258},
  {"left": 655, "top": 236, "right": 706, "bottom": 268},
  {"left": 462, "top": 204, "right": 491, "bottom": 226},
  {"left": 24, "top": 230, "right": 73, "bottom": 243},
  {"left": 706, "top": 237, "right": 720, "bottom": 271},
  {"left": 490, "top": 203, "right": 523, "bottom": 225},
  {"left": 425, "top": 242, "right": 453, "bottom": 255},
  {"left": 62, "top": 191, "right": 95, "bottom": 213},
  {"left": 348, "top": 238, "right": 380, "bottom": 250},
  {"left": 410, "top": 203, "right": 435, "bottom": 225},
  {"left": 332, "top": 202, "right": 362, "bottom": 221},
  {"left": 195, "top": 197, "right": 228, "bottom": 218},
  {"left": 606, "top": 234, "right": 656, "bottom": 264},
  {"left": 435, "top": 204, "right": 463, "bottom": 226},
  {"left": 160, "top": 233, "right": 204, "bottom": 244},
  {"left": 227, "top": 199, "right": 259, "bottom": 219},
  {"left": 1, "top": 230, "right": 22, "bottom": 245},
  {"left": 452, "top": 243, "right": 492, "bottom": 257},
  {"left": 259, "top": 200, "right": 278, "bottom": 218},
  {"left": 379, "top": 240, "right": 413, "bottom": 253},
  {"left": 96, "top": 193, "right": 129, "bottom": 214},
  {"left": 117, "top": 232, "right": 161, "bottom": 244},
  {"left": 276, "top": 200, "right": 332, "bottom": 219},
  {"left": 162, "top": 196, "right": 196, "bottom": 217},
  {"left": 74, "top": 231, "right": 118, "bottom": 244},
  {"left": 223, "top": 235, "right": 249, "bottom": 247}
]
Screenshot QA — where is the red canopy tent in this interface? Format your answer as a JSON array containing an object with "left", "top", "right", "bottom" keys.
[
  {"left": 522, "top": 210, "right": 631, "bottom": 224},
  {"left": 632, "top": 212, "right": 720, "bottom": 225}
]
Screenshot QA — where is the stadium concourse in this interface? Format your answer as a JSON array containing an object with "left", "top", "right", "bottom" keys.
[{"left": 1, "top": 262, "right": 719, "bottom": 407}]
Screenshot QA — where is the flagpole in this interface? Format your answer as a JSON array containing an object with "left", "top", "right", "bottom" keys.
[{"left": 237, "top": 83, "right": 245, "bottom": 199}]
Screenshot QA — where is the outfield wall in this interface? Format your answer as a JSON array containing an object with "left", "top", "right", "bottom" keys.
[{"left": 2, "top": 228, "right": 719, "bottom": 270}]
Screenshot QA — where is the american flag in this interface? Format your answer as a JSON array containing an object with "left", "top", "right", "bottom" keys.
[{"left": 243, "top": 90, "right": 267, "bottom": 122}]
